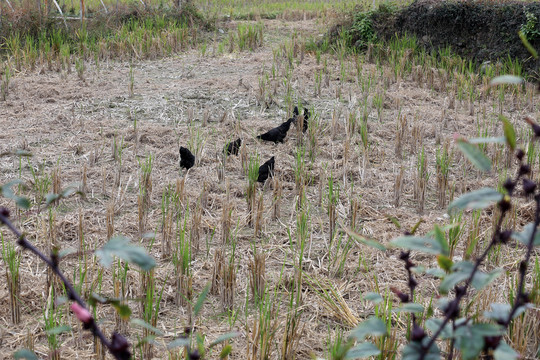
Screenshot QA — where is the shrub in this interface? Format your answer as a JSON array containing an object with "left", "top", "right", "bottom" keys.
[{"left": 344, "top": 110, "right": 540, "bottom": 360}]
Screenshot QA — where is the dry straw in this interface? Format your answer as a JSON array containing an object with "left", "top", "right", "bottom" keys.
[{"left": 248, "top": 251, "right": 265, "bottom": 302}]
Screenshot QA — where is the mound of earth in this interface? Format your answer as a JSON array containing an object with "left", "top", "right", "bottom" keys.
[{"left": 370, "top": 0, "right": 539, "bottom": 74}]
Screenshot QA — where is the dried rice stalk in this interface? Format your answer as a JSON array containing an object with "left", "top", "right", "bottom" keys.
[
  {"left": 221, "top": 263, "right": 235, "bottom": 312},
  {"left": 211, "top": 249, "right": 224, "bottom": 295},
  {"left": 255, "top": 192, "right": 263, "bottom": 237},
  {"left": 248, "top": 252, "right": 265, "bottom": 301},
  {"left": 273, "top": 176, "right": 281, "bottom": 220},
  {"left": 305, "top": 274, "right": 359, "bottom": 328}
]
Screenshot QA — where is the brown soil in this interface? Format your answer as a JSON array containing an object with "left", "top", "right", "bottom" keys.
[{"left": 0, "top": 16, "right": 539, "bottom": 360}]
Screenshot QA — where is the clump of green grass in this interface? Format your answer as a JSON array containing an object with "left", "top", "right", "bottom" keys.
[
  {"left": 140, "top": 269, "right": 166, "bottom": 358},
  {"left": 414, "top": 145, "right": 429, "bottom": 214},
  {"left": 43, "top": 288, "right": 67, "bottom": 360},
  {"left": 138, "top": 154, "right": 153, "bottom": 235},
  {"left": 173, "top": 204, "right": 192, "bottom": 306},
  {"left": 345, "top": 8, "right": 377, "bottom": 50},
  {"left": 246, "top": 153, "right": 260, "bottom": 227},
  {"left": 1, "top": 233, "right": 21, "bottom": 324},
  {"left": 248, "top": 248, "right": 266, "bottom": 302},
  {"left": 436, "top": 141, "right": 452, "bottom": 208},
  {"left": 327, "top": 172, "right": 339, "bottom": 244},
  {"left": 236, "top": 22, "right": 264, "bottom": 51},
  {"left": 28, "top": 161, "right": 52, "bottom": 212},
  {"left": 196, "top": 0, "right": 356, "bottom": 21},
  {"left": 0, "top": 5, "right": 207, "bottom": 72}
]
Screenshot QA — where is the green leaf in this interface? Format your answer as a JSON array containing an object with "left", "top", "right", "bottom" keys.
[
  {"left": 471, "top": 268, "right": 503, "bottom": 290},
  {"left": 345, "top": 342, "right": 381, "bottom": 359},
  {"left": 87, "top": 294, "right": 132, "bottom": 320},
  {"left": 349, "top": 317, "right": 387, "bottom": 341},
  {"left": 483, "top": 303, "right": 510, "bottom": 322},
  {"left": 61, "top": 187, "right": 78, "bottom": 198},
  {"left": 494, "top": 341, "right": 519, "bottom": 360},
  {"left": 519, "top": 31, "right": 538, "bottom": 59},
  {"left": 167, "top": 337, "right": 190, "bottom": 349},
  {"left": 386, "top": 215, "right": 401, "bottom": 229},
  {"left": 16, "top": 196, "right": 31, "bottom": 209},
  {"left": 131, "top": 318, "right": 164, "bottom": 336},
  {"left": 448, "top": 188, "right": 502, "bottom": 213},
  {"left": 435, "top": 297, "right": 450, "bottom": 310},
  {"left": 1, "top": 179, "right": 23, "bottom": 198},
  {"left": 511, "top": 223, "right": 540, "bottom": 247},
  {"left": 433, "top": 225, "right": 449, "bottom": 256},
  {"left": 14, "top": 349, "right": 39, "bottom": 360},
  {"left": 410, "top": 218, "right": 424, "bottom": 235},
  {"left": 354, "top": 237, "right": 387, "bottom": 251},
  {"left": 439, "top": 261, "right": 503, "bottom": 293},
  {"left": 456, "top": 139, "right": 491, "bottom": 171},
  {"left": 90, "top": 293, "right": 108, "bottom": 305},
  {"left": 437, "top": 255, "right": 453, "bottom": 272},
  {"left": 209, "top": 332, "right": 241, "bottom": 348},
  {"left": 468, "top": 136, "right": 506, "bottom": 144},
  {"left": 426, "top": 223, "right": 459, "bottom": 234},
  {"left": 45, "top": 193, "right": 60, "bottom": 205},
  {"left": 457, "top": 331, "right": 484, "bottom": 360},
  {"left": 55, "top": 296, "right": 68, "bottom": 305},
  {"left": 394, "top": 303, "right": 424, "bottom": 314},
  {"left": 58, "top": 248, "right": 77, "bottom": 258},
  {"left": 425, "top": 268, "right": 445, "bottom": 278},
  {"left": 470, "top": 323, "right": 505, "bottom": 336},
  {"left": 391, "top": 236, "right": 444, "bottom": 255},
  {"left": 111, "top": 302, "right": 132, "bottom": 320},
  {"left": 142, "top": 231, "right": 156, "bottom": 239},
  {"left": 402, "top": 339, "right": 440, "bottom": 360},
  {"left": 341, "top": 225, "right": 387, "bottom": 251},
  {"left": 45, "top": 325, "right": 71, "bottom": 335},
  {"left": 451, "top": 321, "right": 504, "bottom": 360},
  {"left": 484, "top": 303, "right": 529, "bottom": 322},
  {"left": 14, "top": 149, "right": 33, "bottom": 157},
  {"left": 439, "top": 271, "right": 470, "bottom": 294},
  {"left": 220, "top": 344, "right": 233, "bottom": 359},
  {"left": 95, "top": 236, "right": 156, "bottom": 271},
  {"left": 135, "top": 335, "right": 157, "bottom": 348},
  {"left": 193, "top": 284, "right": 210, "bottom": 318},
  {"left": 363, "top": 292, "right": 383, "bottom": 304},
  {"left": 2, "top": 180, "right": 31, "bottom": 209},
  {"left": 413, "top": 265, "right": 446, "bottom": 277},
  {"left": 490, "top": 75, "right": 524, "bottom": 86},
  {"left": 425, "top": 318, "right": 453, "bottom": 339},
  {"left": 499, "top": 115, "right": 516, "bottom": 151}
]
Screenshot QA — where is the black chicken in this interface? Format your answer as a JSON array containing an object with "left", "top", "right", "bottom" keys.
[
  {"left": 224, "top": 138, "right": 242, "bottom": 156},
  {"left": 179, "top": 146, "right": 195, "bottom": 170},
  {"left": 257, "top": 156, "right": 275, "bottom": 183},
  {"left": 257, "top": 118, "right": 295, "bottom": 143}
]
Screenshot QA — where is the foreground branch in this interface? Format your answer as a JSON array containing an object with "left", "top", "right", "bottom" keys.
[
  {"left": 0, "top": 207, "right": 131, "bottom": 360},
  {"left": 418, "top": 155, "right": 534, "bottom": 359}
]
